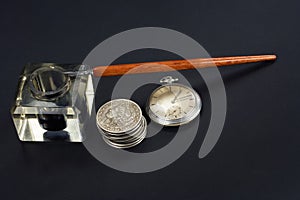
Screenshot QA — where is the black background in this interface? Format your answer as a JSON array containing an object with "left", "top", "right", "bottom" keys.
[{"left": 1, "top": 0, "right": 300, "bottom": 199}]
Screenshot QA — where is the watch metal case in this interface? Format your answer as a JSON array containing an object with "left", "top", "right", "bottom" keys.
[{"left": 146, "top": 79, "right": 202, "bottom": 126}]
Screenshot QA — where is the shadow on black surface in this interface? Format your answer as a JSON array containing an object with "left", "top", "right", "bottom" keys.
[{"left": 221, "top": 60, "right": 276, "bottom": 84}]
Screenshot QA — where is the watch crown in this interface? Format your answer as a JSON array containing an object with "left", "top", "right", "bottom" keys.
[{"left": 160, "top": 76, "right": 178, "bottom": 84}]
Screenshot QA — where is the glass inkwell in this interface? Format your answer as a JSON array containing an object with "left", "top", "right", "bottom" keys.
[{"left": 10, "top": 63, "right": 94, "bottom": 142}]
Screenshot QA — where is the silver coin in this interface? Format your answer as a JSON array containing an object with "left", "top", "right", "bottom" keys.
[
  {"left": 102, "top": 123, "right": 147, "bottom": 149},
  {"left": 103, "top": 117, "right": 146, "bottom": 143},
  {"left": 99, "top": 119, "right": 142, "bottom": 138},
  {"left": 96, "top": 99, "right": 142, "bottom": 133},
  {"left": 101, "top": 125, "right": 142, "bottom": 141},
  {"left": 100, "top": 116, "right": 145, "bottom": 139}
]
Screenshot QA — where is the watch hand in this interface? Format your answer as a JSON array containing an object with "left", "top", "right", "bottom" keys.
[
  {"left": 175, "top": 94, "right": 192, "bottom": 102},
  {"left": 171, "top": 89, "right": 182, "bottom": 103}
]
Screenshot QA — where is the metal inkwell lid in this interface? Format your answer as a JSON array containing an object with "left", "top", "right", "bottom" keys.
[{"left": 29, "top": 65, "right": 71, "bottom": 101}]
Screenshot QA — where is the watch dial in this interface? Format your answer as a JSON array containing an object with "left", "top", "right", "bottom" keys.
[{"left": 149, "top": 84, "right": 199, "bottom": 122}]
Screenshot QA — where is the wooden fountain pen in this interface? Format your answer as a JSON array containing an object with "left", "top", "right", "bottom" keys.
[{"left": 93, "top": 54, "right": 277, "bottom": 77}]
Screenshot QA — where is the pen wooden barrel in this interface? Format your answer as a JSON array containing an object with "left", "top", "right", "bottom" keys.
[{"left": 93, "top": 55, "right": 277, "bottom": 77}]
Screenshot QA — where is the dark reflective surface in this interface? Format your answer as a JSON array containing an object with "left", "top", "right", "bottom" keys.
[{"left": 2, "top": 0, "right": 300, "bottom": 200}]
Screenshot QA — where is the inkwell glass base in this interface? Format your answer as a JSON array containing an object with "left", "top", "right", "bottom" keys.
[{"left": 10, "top": 63, "right": 94, "bottom": 142}]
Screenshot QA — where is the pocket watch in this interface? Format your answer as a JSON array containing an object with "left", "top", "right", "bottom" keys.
[{"left": 146, "top": 76, "right": 202, "bottom": 126}]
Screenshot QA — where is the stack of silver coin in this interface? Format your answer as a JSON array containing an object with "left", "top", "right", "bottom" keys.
[{"left": 96, "top": 99, "right": 147, "bottom": 148}]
